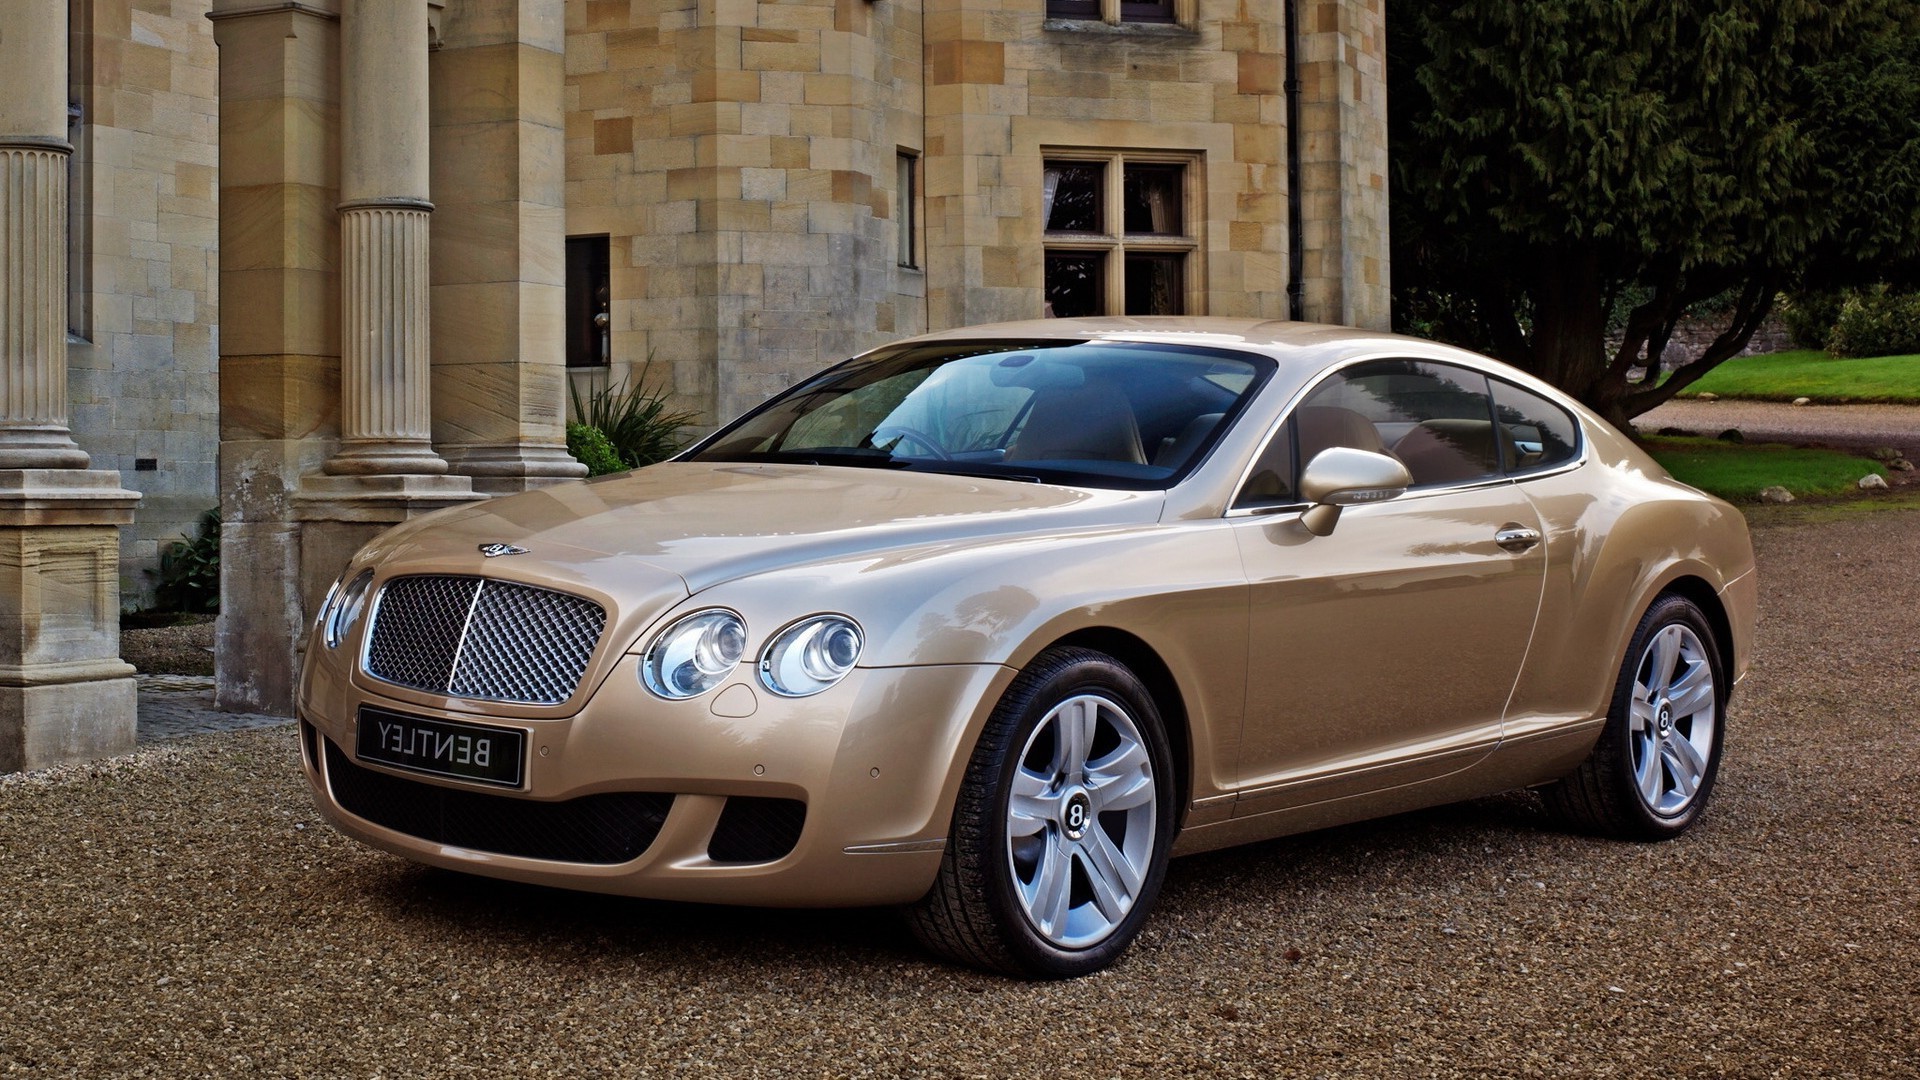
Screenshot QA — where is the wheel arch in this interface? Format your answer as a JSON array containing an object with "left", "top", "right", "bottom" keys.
[
  {"left": 1653, "top": 574, "right": 1737, "bottom": 687},
  {"left": 1045, "top": 627, "right": 1193, "bottom": 826}
]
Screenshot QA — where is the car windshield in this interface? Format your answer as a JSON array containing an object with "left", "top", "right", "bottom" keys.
[{"left": 688, "top": 339, "right": 1273, "bottom": 489}]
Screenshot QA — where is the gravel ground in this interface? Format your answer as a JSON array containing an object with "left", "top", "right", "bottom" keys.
[
  {"left": 5, "top": 511, "right": 1918, "bottom": 1077},
  {"left": 1635, "top": 400, "right": 1918, "bottom": 457},
  {"left": 120, "top": 618, "right": 215, "bottom": 677}
]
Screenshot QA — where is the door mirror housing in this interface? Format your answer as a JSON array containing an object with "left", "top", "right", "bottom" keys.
[{"left": 1298, "top": 447, "right": 1411, "bottom": 536}]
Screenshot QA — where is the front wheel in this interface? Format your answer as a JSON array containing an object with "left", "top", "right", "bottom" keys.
[
  {"left": 1543, "top": 593, "right": 1727, "bottom": 839},
  {"left": 906, "top": 647, "right": 1175, "bottom": 978}
]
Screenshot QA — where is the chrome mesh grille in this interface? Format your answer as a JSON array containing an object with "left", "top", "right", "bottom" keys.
[{"left": 364, "top": 576, "right": 607, "bottom": 705}]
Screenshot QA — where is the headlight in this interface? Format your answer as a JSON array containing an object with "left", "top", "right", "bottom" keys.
[
  {"left": 641, "top": 609, "right": 747, "bottom": 699},
  {"left": 323, "top": 569, "right": 375, "bottom": 650},
  {"left": 759, "top": 615, "right": 862, "bottom": 697}
]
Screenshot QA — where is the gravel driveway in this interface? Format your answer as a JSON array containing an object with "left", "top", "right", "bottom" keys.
[
  {"left": 1635, "top": 399, "right": 1919, "bottom": 455},
  {"left": 4, "top": 511, "right": 1917, "bottom": 1077}
]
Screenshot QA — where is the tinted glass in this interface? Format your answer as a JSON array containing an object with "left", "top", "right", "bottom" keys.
[
  {"left": 1124, "top": 252, "right": 1183, "bottom": 315},
  {"left": 1046, "top": 251, "right": 1106, "bottom": 318},
  {"left": 1289, "top": 360, "right": 1500, "bottom": 488},
  {"left": 1233, "top": 418, "right": 1296, "bottom": 509},
  {"left": 692, "top": 340, "right": 1274, "bottom": 491},
  {"left": 1491, "top": 379, "right": 1582, "bottom": 473},
  {"left": 1045, "top": 162, "right": 1103, "bottom": 233}
]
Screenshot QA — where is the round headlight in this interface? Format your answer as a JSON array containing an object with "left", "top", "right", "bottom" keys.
[
  {"left": 759, "top": 615, "right": 862, "bottom": 697},
  {"left": 325, "top": 569, "right": 375, "bottom": 650},
  {"left": 641, "top": 609, "right": 747, "bottom": 699}
]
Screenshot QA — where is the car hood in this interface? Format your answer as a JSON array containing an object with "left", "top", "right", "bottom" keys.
[{"left": 359, "top": 462, "right": 1165, "bottom": 593}]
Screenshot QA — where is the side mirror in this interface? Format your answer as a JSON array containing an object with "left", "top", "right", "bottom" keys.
[{"left": 1298, "top": 447, "right": 1411, "bottom": 536}]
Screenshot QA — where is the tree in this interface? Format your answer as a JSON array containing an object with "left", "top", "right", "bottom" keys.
[{"left": 1390, "top": 0, "right": 1920, "bottom": 427}]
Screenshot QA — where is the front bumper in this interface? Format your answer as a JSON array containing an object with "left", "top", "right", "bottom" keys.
[{"left": 298, "top": 655, "right": 1016, "bottom": 907}]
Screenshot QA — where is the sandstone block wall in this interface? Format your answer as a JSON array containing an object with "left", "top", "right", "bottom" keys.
[{"left": 67, "top": 0, "right": 222, "bottom": 608}]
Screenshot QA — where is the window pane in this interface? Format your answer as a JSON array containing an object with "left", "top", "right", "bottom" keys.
[
  {"left": 1125, "top": 252, "right": 1184, "bottom": 315},
  {"left": 1047, "top": 0, "right": 1101, "bottom": 16},
  {"left": 1233, "top": 418, "right": 1297, "bottom": 508},
  {"left": 1044, "top": 161, "right": 1103, "bottom": 233},
  {"left": 565, "top": 236, "right": 611, "bottom": 368},
  {"left": 1123, "top": 164, "right": 1183, "bottom": 235},
  {"left": 1045, "top": 251, "right": 1107, "bottom": 318},
  {"left": 1491, "top": 379, "right": 1582, "bottom": 472},
  {"left": 1119, "top": 0, "right": 1176, "bottom": 23},
  {"left": 1301, "top": 360, "right": 1500, "bottom": 486},
  {"left": 897, "top": 153, "right": 916, "bottom": 267}
]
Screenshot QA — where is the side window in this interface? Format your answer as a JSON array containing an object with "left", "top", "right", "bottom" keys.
[
  {"left": 1308, "top": 360, "right": 1499, "bottom": 488},
  {"left": 1232, "top": 418, "right": 1296, "bottom": 509},
  {"left": 1491, "top": 379, "right": 1581, "bottom": 473}
]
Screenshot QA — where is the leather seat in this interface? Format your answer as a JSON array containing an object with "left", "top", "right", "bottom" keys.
[{"left": 1007, "top": 379, "right": 1147, "bottom": 464}]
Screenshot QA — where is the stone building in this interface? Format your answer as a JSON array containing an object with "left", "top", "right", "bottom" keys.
[{"left": 0, "top": 0, "right": 1387, "bottom": 770}]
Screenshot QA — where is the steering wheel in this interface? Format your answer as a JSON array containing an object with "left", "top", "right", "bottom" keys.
[{"left": 872, "top": 425, "right": 952, "bottom": 460}]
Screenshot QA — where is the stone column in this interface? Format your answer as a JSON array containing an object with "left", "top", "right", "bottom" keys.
[
  {"left": 324, "top": 0, "right": 451, "bottom": 477},
  {"left": 1294, "top": 0, "right": 1391, "bottom": 330},
  {"left": 428, "top": 0, "right": 585, "bottom": 494},
  {"left": 1, "top": 0, "right": 141, "bottom": 772}
]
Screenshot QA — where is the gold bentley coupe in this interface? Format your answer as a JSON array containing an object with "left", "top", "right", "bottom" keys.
[{"left": 298, "top": 318, "right": 1756, "bottom": 978}]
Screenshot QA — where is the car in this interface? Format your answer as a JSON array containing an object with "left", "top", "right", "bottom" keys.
[{"left": 297, "top": 317, "right": 1757, "bottom": 978}]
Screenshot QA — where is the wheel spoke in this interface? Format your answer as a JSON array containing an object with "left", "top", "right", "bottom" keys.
[
  {"left": 1666, "top": 735, "right": 1707, "bottom": 798},
  {"left": 1059, "top": 699, "right": 1095, "bottom": 781},
  {"left": 1647, "top": 627, "right": 1682, "bottom": 695},
  {"left": 1086, "top": 742, "right": 1153, "bottom": 813},
  {"left": 1026, "top": 836, "right": 1072, "bottom": 939},
  {"left": 1629, "top": 690, "right": 1655, "bottom": 733},
  {"left": 1008, "top": 768, "right": 1053, "bottom": 839},
  {"left": 1079, "top": 834, "right": 1137, "bottom": 923},
  {"left": 1668, "top": 664, "right": 1715, "bottom": 718},
  {"left": 1635, "top": 733, "right": 1664, "bottom": 805}
]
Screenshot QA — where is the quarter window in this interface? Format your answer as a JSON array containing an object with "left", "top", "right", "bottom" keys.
[
  {"left": 1043, "top": 151, "right": 1200, "bottom": 318},
  {"left": 1491, "top": 379, "right": 1582, "bottom": 472}
]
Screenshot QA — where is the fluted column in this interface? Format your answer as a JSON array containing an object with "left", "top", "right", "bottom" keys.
[
  {"left": 324, "top": 0, "right": 446, "bottom": 476},
  {"left": 0, "top": 0, "right": 88, "bottom": 471}
]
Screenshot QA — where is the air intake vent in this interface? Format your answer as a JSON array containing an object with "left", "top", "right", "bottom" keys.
[{"left": 364, "top": 576, "right": 606, "bottom": 705}]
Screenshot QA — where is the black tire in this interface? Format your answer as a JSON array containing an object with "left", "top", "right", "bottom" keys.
[
  {"left": 1543, "top": 593, "right": 1727, "bottom": 840},
  {"left": 905, "top": 647, "right": 1176, "bottom": 978}
]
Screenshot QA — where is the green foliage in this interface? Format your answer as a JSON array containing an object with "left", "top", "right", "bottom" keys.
[
  {"left": 566, "top": 421, "right": 626, "bottom": 477},
  {"left": 151, "top": 508, "right": 220, "bottom": 613},
  {"left": 1780, "top": 290, "right": 1846, "bottom": 349},
  {"left": 1646, "top": 437, "right": 1888, "bottom": 502},
  {"left": 568, "top": 366, "right": 699, "bottom": 470},
  {"left": 1673, "top": 350, "right": 1920, "bottom": 403},
  {"left": 1391, "top": 0, "right": 1920, "bottom": 425},
  {"left": 1826, "top": 287, "right": 1920, "bottom": 358}
]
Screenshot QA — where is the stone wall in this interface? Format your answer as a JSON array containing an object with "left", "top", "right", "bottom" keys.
[
  {"left": 566, "top": 0, "right": 1392, "bottom": 430},
  {"left": 67, "top": 0, "right": 222, "bottom": 608}
]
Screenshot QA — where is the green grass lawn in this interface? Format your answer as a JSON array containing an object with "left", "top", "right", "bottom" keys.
[
  {"left": 1671, "top": 350, "right": 1920, "bottom": 403},
  {"left": 1646, "top": 436, "right": 1890, "bottom": 501}
]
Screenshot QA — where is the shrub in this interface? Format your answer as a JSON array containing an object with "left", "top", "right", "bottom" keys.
[
  {"left": 1826, "top": 286, "right": 1920, "bottom": 358},
  {"left": 1779, "top": 289, "right": 1846, "bottom": 350},
  {"left": 150, "top": 508, "right": 220, "bottom": 613},
  {"left": 569, "top": 363, "right": 699, "bottom": 469},
  {"left": 566, "top": 421, "right": 626, "bottom": 477}
]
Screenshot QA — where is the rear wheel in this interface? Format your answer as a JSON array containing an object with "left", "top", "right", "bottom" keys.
[
  {"left": 1544, "top": 593, "right": 1726, "bottom": 839},
  {"left": 906, "top": 647, "right": 1175, "bottom": 978}
]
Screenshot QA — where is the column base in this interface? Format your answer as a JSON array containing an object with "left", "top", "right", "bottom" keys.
[
  {"left": 0, "top": 673, "right": 137, "bottom": 774},
  {"left": 0, "top": 471, "right": 144, "bottom": 773},
  {"left": 0, "top": 429, "right": 91, "bottom": 471},
  {"left": 322, "top": 440, "right": 451, "bottom": 476},
  {"left": 442, "top": 442, "right": 587, "bottom": 495}
]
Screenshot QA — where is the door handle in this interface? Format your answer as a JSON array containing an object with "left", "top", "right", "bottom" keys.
[{"left": 1495, "top": 525, "right": 1542, "bottom": 552}]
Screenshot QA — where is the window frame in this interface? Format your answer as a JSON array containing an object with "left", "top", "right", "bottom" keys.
[{"left": 1041, "top": 148, "right": 1204, "bottom": 319}]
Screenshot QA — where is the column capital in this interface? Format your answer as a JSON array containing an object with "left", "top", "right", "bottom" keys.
[
  {"left": 339, "top": 196, "right": 434, "bottom": 214},
  {"left": 0, "top": 137, "right": 72, "bottom": 156}
]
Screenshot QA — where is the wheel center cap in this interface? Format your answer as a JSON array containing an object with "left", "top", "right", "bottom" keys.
[
  {"left": 1656, "top": 701, "right": 1674, "bottom": 737},
  {"left": 1060, "top": 789, "right": 1093, "bottom": 841}
]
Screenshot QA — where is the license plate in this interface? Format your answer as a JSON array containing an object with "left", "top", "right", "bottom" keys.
[{"left": 355, "top": 706, "right": 526, "bottom": 788}]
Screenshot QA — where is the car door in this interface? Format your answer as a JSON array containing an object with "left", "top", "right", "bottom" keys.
[{"left": 1228, "top": 359, "right": 1547, "bottom": 815}]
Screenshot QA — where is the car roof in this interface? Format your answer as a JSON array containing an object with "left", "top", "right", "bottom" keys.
[{"left": 895, "top": 316, "right": 1439, "bottom": 365}]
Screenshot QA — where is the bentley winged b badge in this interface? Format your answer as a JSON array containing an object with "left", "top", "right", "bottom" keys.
[{"left": 478, "top": 542, "right": 529, "bottom": 558}]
